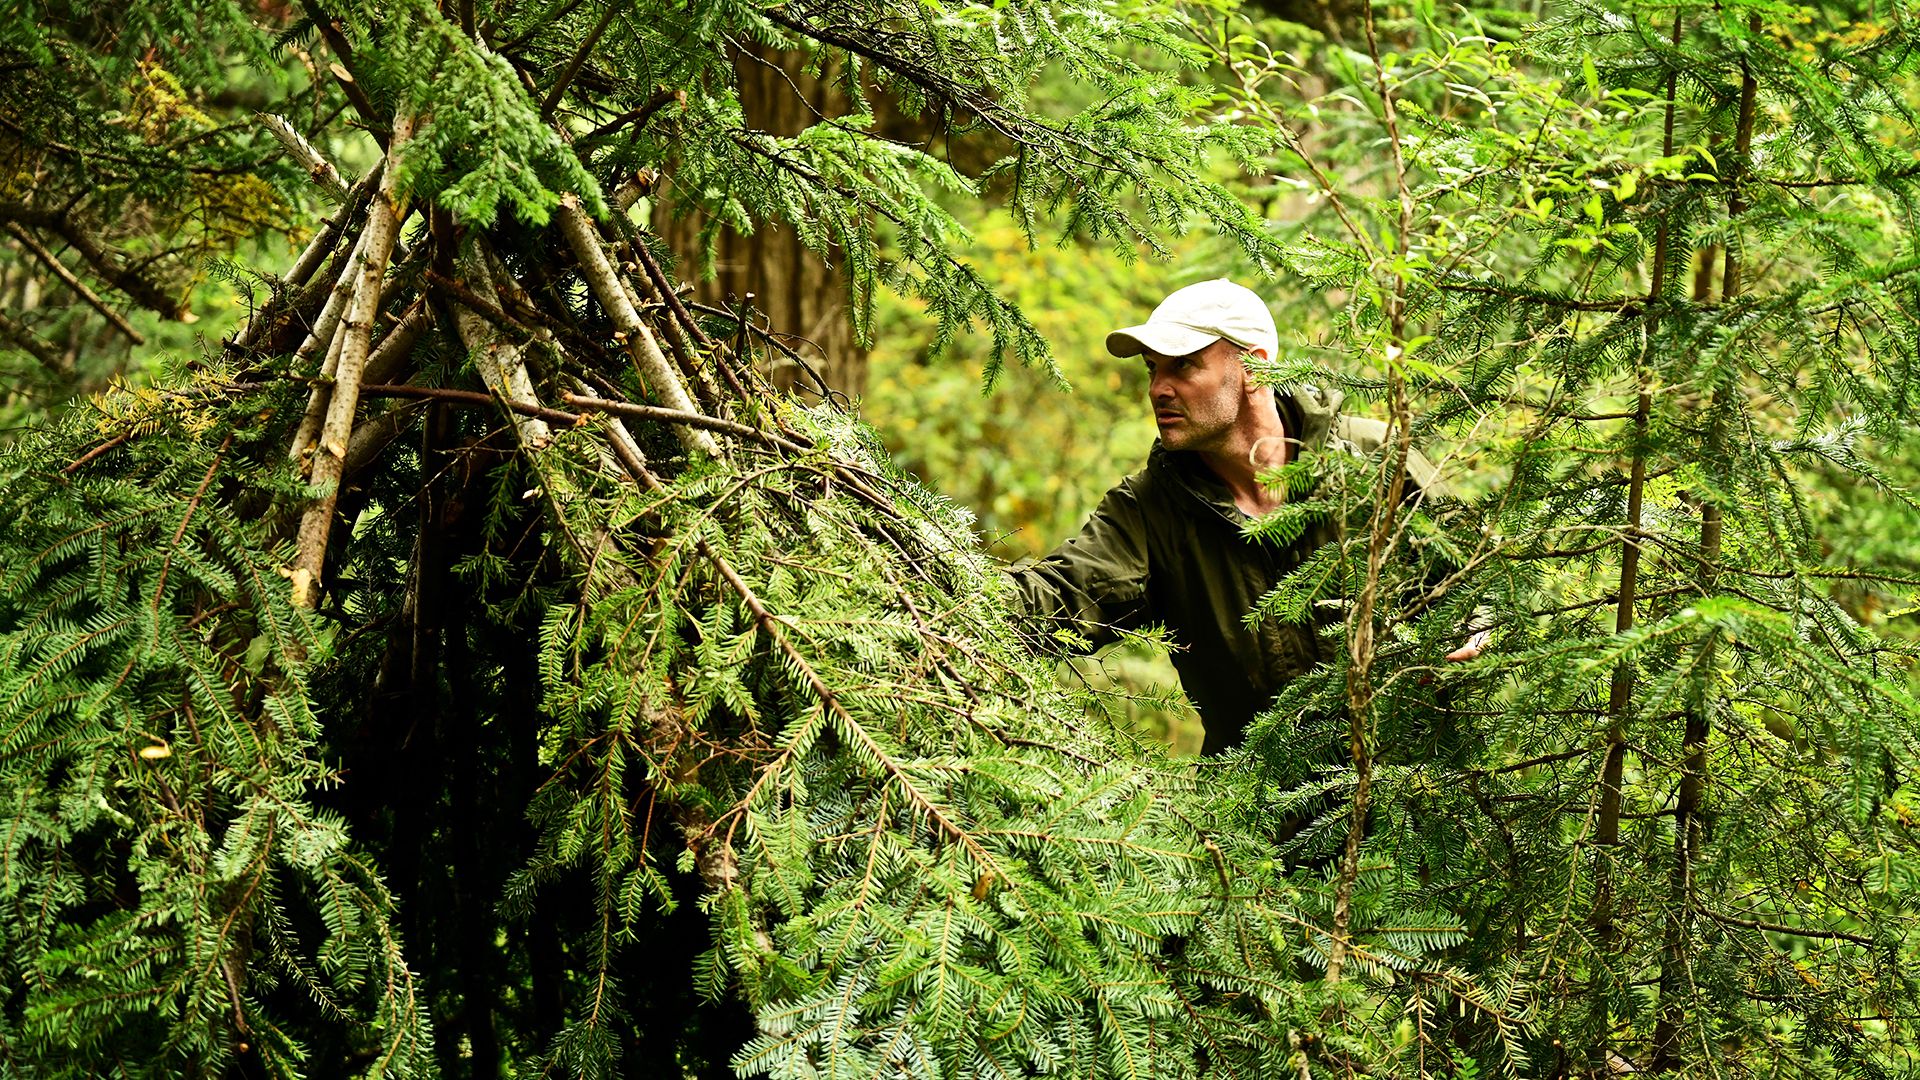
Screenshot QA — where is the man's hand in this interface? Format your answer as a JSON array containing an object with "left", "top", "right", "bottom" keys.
[{"left": 1444, "top": 628, "right": 1492, "bottom": 663}]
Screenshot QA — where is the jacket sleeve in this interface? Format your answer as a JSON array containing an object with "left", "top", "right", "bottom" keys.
[{"left": 1006, "top": 480, "right": 1152, "bottom": 653}]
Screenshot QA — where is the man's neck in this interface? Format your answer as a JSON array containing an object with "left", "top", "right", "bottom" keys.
[{"left": 1193, "top": 410, "right": 1290, "bottom": 518}]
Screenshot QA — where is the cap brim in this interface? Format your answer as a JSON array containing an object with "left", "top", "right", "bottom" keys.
[{"left": 1105, "top": 323, "right": 1221, "bottom": 359}]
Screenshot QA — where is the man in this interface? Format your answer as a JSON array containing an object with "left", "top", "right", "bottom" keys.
[{"left": 1008, "top": 279, "right": 1478, "bottom": 755}]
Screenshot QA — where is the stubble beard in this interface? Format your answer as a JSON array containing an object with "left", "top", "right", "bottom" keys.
[{"left": 1158, "top": 399, "right": 1238, "bottom": 453}]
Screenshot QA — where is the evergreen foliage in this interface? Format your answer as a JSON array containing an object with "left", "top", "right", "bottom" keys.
[
  {"left": 1204, "top": 0, "right": 1920, "bottom": 1070},
  {"left": 0, "top": 0, "right": 1918, "bottom": 1076}
]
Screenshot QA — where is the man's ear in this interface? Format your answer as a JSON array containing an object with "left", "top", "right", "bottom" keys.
[{"left": 1242, "top": 347, "right": 1271, "bottom": 400}]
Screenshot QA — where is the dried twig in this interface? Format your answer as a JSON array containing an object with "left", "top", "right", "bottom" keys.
[{"left": 62, "top": 432, "right": 132, "bottom": 474}]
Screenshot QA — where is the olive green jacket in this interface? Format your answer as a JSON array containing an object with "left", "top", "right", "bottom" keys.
[{"left": 1009, "top": 385, "right": 1443, "bottom": 755}]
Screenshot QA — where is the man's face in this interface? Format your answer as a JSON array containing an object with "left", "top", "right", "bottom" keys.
[{"left": 1143, "top": 338, "right": 1249, "bottom": 452}]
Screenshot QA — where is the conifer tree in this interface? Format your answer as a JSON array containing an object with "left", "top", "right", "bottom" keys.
[{"left": 1206, "top": 0, "right": 1920, "bottom": 1071}]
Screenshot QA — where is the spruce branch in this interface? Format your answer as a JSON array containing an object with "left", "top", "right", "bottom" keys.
[
  {"left": 1596, "top": 9, "right": 1684, "bottom": 867},
  {"left": 1328, "top": 0, "right": 1419, "bottom": 988},
  {"left": 1652, "top": 16, "right": 1762, "bottom": 1069},
  {"left": 539, "top": 0, "right": 622, "bottom": 120}
]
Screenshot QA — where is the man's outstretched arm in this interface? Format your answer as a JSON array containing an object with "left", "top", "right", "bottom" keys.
[{"left": 1007, "top": 480, "right": 1153, "bottom": 653}]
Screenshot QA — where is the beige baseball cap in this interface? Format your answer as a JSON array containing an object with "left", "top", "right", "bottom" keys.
[{"left": 1105, "top": 279, "right": 1279, "bottom": 362}]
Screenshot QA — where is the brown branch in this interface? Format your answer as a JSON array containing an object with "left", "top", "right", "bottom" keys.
[
  {"left": 540, "top": 0, "right": 622, "bottom": 120},
  {"left": 427, "top": 267, "right": 622, "bottom": 373},
  {"left": 1471, "top": 746, "right": 1599, "bottom": 776},
  {"left": 456, "top": 242, "right": 558, "bottom": 447},
  {"left": 1534, "top": 584, "right": 1695, "bottom": 620},
  {"left": 583, "top": 90, "right": 679, "bottom": 142},
  {"left": 304, "top": 7, "right": 388, "bottom": 145},
  {"left": 360, "top": 384, "right": 579, "bottom": 427},
  {"left": 1438, "top": 282, "right": 1649, "bottom": 314},
  {"left": 62, "top": 433, "right": 132, "bottom": 474},
  {"left": 561, "top": 393, "right": 782, "bottom": 447},
  {"left": 561, "top": 390, "right": 897, "bottom": 515},
  {"left": 1698, "top": 907, "right": 1875, "bottom": 947},
  {"left": 1598, "top": 12, "right": 1682, "bottom": 853},
  {"left": 626, "top": 237, "right": 750, "bottom": 407},
  {"left": 237, "top": 165, "right": 378, "bottom": 353},
  {"left": 4, "top": 222, "right": 146, "bottom": 344},
  {"left": 425, "top": 270, "right": 531, "bottom": 342},
  {"left": 152, "top": 434, "right": 233, "bottom": 617},
  {"left": 1329, "top": 0, "right": 1415, "bottom": 987},
  {"left": 0, "top": 201, "right": 184, "bottom": 318},
  {"left": 1653, "top": 21, "right": 1762, "bottom": 1070},
  {"left": 683, "top": 298, "right": 840, "bottom": 404},
  {"left": 361, "top": 300, "right": 431, "bottom": 388}
]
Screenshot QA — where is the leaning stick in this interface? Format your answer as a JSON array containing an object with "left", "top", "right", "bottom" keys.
[
  {"left": 290, "top": 112, "right": 414, "bottom": 609},
  {"left": 360, "top": 298, "right": 430, "bottom": 388},
  {"left": 258, "top": 113, "right": 351, "bottom": 202},
  {"left": 555, "top": 196, "right": 718, "bottom": 458},
  {"left": 334, "top": 301, "right": 433, "bottom": 479},
  {"left": 293, "top": 225, "right": 369, "bottom": 366},
  {"left": 451, "top": 246, "right": 552, "bottom": 448},
  {"left": 287, "top": 225, "right": 378, "bottom": 462},
  {"left": 283, "top": 164, "right": 380, "bottom": 291}
]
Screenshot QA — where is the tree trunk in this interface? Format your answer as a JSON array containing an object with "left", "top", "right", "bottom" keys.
[
  {"left": 1590, "top": 13, "right": 1682, "bottom": 1065},
  {"left": 1650, "top": 16, "right": 1759, "bottom": 1069},
  {"left": 654, "top": 44, "right": 866, "bottom": 400}
]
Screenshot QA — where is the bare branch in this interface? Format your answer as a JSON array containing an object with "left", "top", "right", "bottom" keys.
[
  {"left": 291, "top": 112, "right": 415, "bottom": 609},
  {"left": 0, "top": 201, "right": 185, "bottom": 318},
  {"left": 4, "top": 222, "right": 146, "bottom": 345},
  {"left": 258, "top": 113, "right": 350, "bottom": 201},
  {"left": 0, "top": 309, "right": 67, "bottom": 370},
  {"left": 555, "top": 197, "right": 719, "bottom": 457}
]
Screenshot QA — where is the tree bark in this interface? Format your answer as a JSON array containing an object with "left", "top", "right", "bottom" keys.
[{"left": 653, "top": 44, "right": 867, "bottom": 399}]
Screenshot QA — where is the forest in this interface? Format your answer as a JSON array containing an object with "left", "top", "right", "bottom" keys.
[{"left": 1, "top": 0, "right": 1918, "bottom": 1076}]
